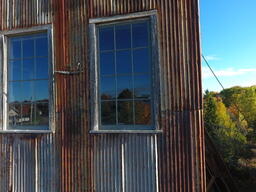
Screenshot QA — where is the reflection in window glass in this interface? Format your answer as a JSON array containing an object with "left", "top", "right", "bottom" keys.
[
  {"left": 118, "top": 101, "right": 133, "bottom": 125},
  {"left": 9, "top": 60, "right": 21, "bottom": 81},
  {"left": 100, "top": 52, "right": 115, "bottom": 75},
  {"left": 99, "top": 27, "right": 114, "bottom": 51},
  {"left": 101, "top": 101, "right": 116, "bottom": 125},
  {"left": 23, "top": 39, "right": 34, "bottom": 58},
  {"left": 98, "top": 19, "right": 152, "bottom": 128},
  {"left": 133, "top": 48, "right": 150, "bottom": 73},
  {"left": 132, "top": 22, "right": 149, "bottom": 48},
  {"left": 116, "top": 24, "right": 131, "bottom": 49},
  {"left": 116, "top": 50, "right": 132, "bottom": 74},
  {"left": 117, "top": 76, "right": 133, "bottom": 98},
  {"left": 135, "top": 100, "right": 151, "bottom": 125},
  {"left": 8, "top": 33, "right": 49, "bottom": 130},
  {"left": 23, "top": 59, "right": 34, "bottom": 80},
  {"left": 100, "top": 77, "right": 116, "bottom": 99}
]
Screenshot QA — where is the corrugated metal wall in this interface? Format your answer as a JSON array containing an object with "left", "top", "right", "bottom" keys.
[{"left": 0, "top": 0, "right": 205, "bottom": 191}]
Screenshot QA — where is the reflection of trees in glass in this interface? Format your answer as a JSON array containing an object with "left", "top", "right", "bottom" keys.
[
  {"left": 118, "top": 101, "right": 133, "bottom": 124},
  {"left": 135, "top": 101, "right": 151, "bottom": 125},
  {"left": 101, "top": 101, "right": 115, "bottom": 125},
  {"left": 118, "top": 89, "right": 133, "bottom": 99}
]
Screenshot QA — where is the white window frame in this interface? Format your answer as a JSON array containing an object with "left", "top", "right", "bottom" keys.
[
  {"left": 0, "top": 25, "right": 54, "bottom": 133},
  {"left": 89, "top": 10, "right": 161, "bottom": 133}
]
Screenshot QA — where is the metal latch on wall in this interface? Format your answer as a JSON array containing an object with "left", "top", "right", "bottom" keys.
[{"left": 54, "top": 62, "right": 83, "bottom": 75}]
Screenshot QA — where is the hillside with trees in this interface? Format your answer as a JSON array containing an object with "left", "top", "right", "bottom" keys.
[{"left": 204, "top": 85, "right": 256, "bottom": 191}]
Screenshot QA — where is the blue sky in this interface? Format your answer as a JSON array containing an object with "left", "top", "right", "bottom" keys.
[{"left": 200, "top": 0, "right": 256, "bottom": 92}]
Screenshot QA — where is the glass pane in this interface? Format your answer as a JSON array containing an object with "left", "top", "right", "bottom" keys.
[
  {"left": 101, "top": 101, "right": 116, "bottom": 125},
  {"left": 36, "top": 37, "right": 48, "bottom": 57},
  {"left": 8, "top": 82, "right": 22, "bottom": 102},
  {"left": 133, "top": 48, "right": 150, "bottom": 73},
  {"left": 21, "top": 103, "right": 36, "bottom": 126},
  {"left": 100, "top": 77, "right": 116, "bottom": 99},
  {"left": 23, "top": 81, "right": 34, "bottom": 102},
  {"left": 116, "top": 24, "right": 131, "bottom": 49},
  {"left": 118, "top": 101, "right": 133, "bottom": 125},
  {"left": 116, "top": 50, "right": 132, "bottom": 74},
  {"left": 99, "top": 27, "right": 114, "bottom": 51},
  {"left": 8, "top": 104, "right": 22, "bottom": 128},
  {"left": 9, "top": 40, "right": 21, "bottom": 59},
  {"left": 36, "top": 58, "right": 49, "bottom": 79},
  {"left": 9, "top": 60, "right": 21, "bottom": 81},
  {"left": 23, "top": 39, "right": 34, "bottom": 58},
  {"left": 23, "top": 59, "right": 34, "bottom": 80},
  {"left": 100, "top": 52, "right": 115, "bottom": 76},
  {"left": 132, "top": 22, "right": 149, "bottom": 48},
  {"left": 134, "top": 75, "right": 151, "bottom": 99},
  {"left": 117, "top": 76, "right": 133, "bottom": 99},
  {"left": 35, "top": 80, "right": 49, "bottom": 101},
  {"left": 135, "top": 100, "right": 151, "bottom": 125},
  {"left": 35, "top": 102, "right": 49, "bottom": 126}
]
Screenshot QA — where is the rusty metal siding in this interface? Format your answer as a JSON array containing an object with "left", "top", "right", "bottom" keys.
[
  {"left": 0, "top": 0, "right": 205, "bottom": 192},
  {"left": 92, "top": 134, "right": 158, "bottom": 192},
  {"left": 88, "top": 0, "right": 205, "bottom": 192}
]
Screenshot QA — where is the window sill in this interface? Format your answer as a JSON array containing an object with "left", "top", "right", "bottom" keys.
[
  {"left": 0, "top": 130, "right": 53, "bottom": 134},
  {"left": 89, "top": 130, "right": 163, "bottom": 134}
]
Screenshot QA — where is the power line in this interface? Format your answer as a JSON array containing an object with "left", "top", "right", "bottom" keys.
[
  {"left": 202, "top": 54, "right": 225, "bottom": 90},
  {"left": 202, "top": 54, "right": 247, "bottom": 126}
]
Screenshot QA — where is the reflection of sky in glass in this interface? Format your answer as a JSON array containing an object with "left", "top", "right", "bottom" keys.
[
  {"left": 100, "top": 52, "right": 115, "bottom": 75},
  {"left": 98, "top": 20, "right": 152, "bottom": 127},
  {"left": 99, "top": 27, "right": 114, "bottom": 51},
  {"left": 100, "top": 77, "right": 116, "bottom": 99},
  {"left": 133, "top": 48, "right": 150, "bottom": 73},
  {"left": 116, "top": 51, "right": 132, "bottom": 74},
  {"left": 132, "top": 22, "right": 149, "bottom": 48},
  {"left": 116, "top": 24, "right": 131, "bottom": 49}
]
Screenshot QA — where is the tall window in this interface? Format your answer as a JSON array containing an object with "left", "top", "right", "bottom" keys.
[
  {"left": 3, "top": 30, "right": 52, "bottom": 131},
  {"left": 98, "top": 19, "right": 153, "bottom": 130},
  {"left": 90, "top": 11, "right": 159, "bottom": 131}
]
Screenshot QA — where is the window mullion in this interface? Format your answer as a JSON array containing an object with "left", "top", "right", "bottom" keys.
[
  {"left": 114, "top": 25, "right": 118, "bottom": 126},
  {"left": 131, "top": 23, "right": 135, "bottom": 128}
]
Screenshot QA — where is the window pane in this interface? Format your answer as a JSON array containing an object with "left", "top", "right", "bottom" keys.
[
  {"left": 117, "top": 76, "right": 133, "bottom": 99},
  {"left": 8, "top": 104, "right": 22, "bottom": 128},
  {"left": 36, "top": 37, "right": 48, "bottom": 57},
  {"left": 116, "top": 24, "right": 131, "bottom": 49},
  {"left": 100, "top": 52, "right": 115, "bottom": 76},
  {"left": 8, "top": 82, "right": 22, "bottom": 102},
  {"left": 36, "top": 58, "right": 49, "bottom": 79},
  {"left": 9, "top": 60, "right": 21, "bottom": 81},
  {"left": 135, "top": 100, "right": 151, "bottom": 125},
  {"left": 23, "top": 81, "right": 34, "bottom": 102},
  {"left": 23, "top": 39, "right": 34, "bottom": 58},
  {"left": 23, "top": 59, "right": 34, "bottom": 80},
  {"left": 9, "top": 40, "right": 21, "bottom": 59},
  {"left": 133, "top": 48, "right": 150, "bottom": 73},
  {"left": 100, "top": 77, "right": 116, "bottom": 99},
  {"left": 35, "top": 102, "right": 49, "bottom": 126},
  {"left": 118, "top": 101, "right": 133, "bottom": 125},
  {"left": 134, "top": 75, "right": 151, "bottom": 99},
  {"left": 35, "top": 80, "right": 49, "bottom": 101},
  {"left": 116, "top": 50, "right": 132, "bottom": 74},
  {"left": 132, "top": 22, "right": 149, "bottom": 48},
  {"left": 21, "top": 103, "right": 35, "bottom": 129},
  {"left": 99, "top": 27, "right": 114, "bottom": 51},
  {"left": 101, "top": 101, "right": 116, "bottom": 125}
]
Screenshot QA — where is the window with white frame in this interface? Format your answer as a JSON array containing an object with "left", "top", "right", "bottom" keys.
[
  {"left": 90, "top": 11, "right": 159, "bottom": 131},
  {"left": 1, "top": 27, "right": 53, "bottom": 131}
]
